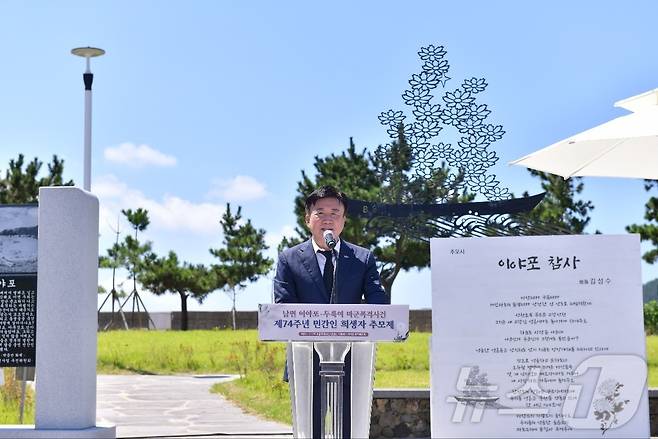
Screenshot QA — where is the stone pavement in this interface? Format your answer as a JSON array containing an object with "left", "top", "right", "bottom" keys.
[{"left": 96, "top": 374, "right": 293, "bottom": 439}]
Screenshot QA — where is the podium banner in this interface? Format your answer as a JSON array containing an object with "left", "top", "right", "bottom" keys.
[
  {"left": 258, "top": 304, "right": 409, "bottom": 342},
  {"left": 430, "top": 235, "right": 649, "bottom": 438}
]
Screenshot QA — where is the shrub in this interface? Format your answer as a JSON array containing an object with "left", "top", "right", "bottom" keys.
[
  {"left": 0, "top": 368, "right": 35, "bottom": 424},
  {"left": 645, "top": 300, "right": 658, "bottom": 334}
]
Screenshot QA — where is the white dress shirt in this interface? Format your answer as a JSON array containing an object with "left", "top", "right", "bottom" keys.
[{"left": 311, "top": 237, "right": 340, "bottom": 276}]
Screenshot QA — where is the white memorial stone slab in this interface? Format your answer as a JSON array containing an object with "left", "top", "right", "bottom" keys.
[
  {"left": 0, "top": 187, "right": 115, "bottom": 438},
  {"left": 0, "top": 205, "right": 37, "bottom": 368},
  {"left": 430, "top": 234, "right": 649, "bottom": 438}
]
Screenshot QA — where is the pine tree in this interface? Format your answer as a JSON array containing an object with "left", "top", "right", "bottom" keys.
[
  {"left": 210, "top": 204, "right": 273, "bottom": 330},
  {"left": 521, "top": 170, "right": 594, "bottom": 233},
  {"left": 139, "top": 251, "right": 215, "bottom": 330},
  {"left": 99, "top": 208, "right": 154, "bottom": 328},
  {"left": 283, "top": 43, "right": 515, "bottom": 298},
  {"left": 120, "top": 208, "right": 152, "bottom": 295},
  {"left": 285, "top": 134, "right": 471, "bottom": 297},
  {"left": 280, "top": 137, "right": 380, "bottom": 252},
  {"left": 627, "top": 180, "right": 658, "bottom": 263},
  {"left": 98, "top": 217, "right": 129, "bottom": 328},
  {"left": 0, "top": 154, "right": 73, "bottom": 203}
]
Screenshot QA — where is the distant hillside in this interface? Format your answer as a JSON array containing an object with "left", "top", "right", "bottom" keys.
[
  {"left": 0, "top": 226, "right": 38, "bottom": 238},
  {"left": 645, "top": 278, "right": 658, "bottom": 303}
]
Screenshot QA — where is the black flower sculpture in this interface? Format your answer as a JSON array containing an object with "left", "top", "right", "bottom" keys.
[
  {"left": 377, "top": 44, "right": 509, "bottom": 201},
  {"left": 347, "top": 44, "right": 564, "bottom": 240}
]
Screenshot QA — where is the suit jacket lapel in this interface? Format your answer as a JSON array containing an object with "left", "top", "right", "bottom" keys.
[{"left": 298, "top": 239, "right": 330, "bottom": 302}]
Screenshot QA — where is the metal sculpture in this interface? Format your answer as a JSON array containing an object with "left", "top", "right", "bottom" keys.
[
  {"left": 349, "top": 44, "right": 560, "bottom": 237},
  {"left": 377, "top": 44, "right": 508, "bottom": 201}
]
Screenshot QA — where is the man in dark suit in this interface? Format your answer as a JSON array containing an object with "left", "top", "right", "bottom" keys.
[{"left": 273, "top": 185, "right": 389, "bottom": 438}]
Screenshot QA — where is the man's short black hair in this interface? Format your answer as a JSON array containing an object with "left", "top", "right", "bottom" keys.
[{"left": 304, "top": 185, "right": 348, "bottom": 215}]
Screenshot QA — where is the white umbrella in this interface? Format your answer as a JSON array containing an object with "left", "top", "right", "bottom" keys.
[{"left": 510, "top": 88, "right": 658, "bottom": 180}]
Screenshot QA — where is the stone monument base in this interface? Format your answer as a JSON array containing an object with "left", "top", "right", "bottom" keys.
[{"left": 0, "top": 424, "right": 115, "bottom": 438}]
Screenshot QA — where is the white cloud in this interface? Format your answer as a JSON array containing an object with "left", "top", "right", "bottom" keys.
[
  {"left": 207, "top": 175, "right": 268, "bottom": 202},
  {"left": 104, "top": 143, "right": 177, "bottom": 167},
  {"left": 94, "top": 174, "right": 222, "bottom": 235},
  {"left": 265, "top": 224, "right": 296, "bottom": 249}
]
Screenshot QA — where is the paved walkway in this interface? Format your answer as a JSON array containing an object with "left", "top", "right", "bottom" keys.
[{"left": 96, "top": 374, "right": 292, "bottom": 439}]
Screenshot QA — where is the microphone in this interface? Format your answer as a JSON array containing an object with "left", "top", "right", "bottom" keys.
[
  {"left": 323, "top": 229, "right": 338, "bottom": 304},
  {"left": 323, "top": 229, "right": 337, "bottom": 249}
]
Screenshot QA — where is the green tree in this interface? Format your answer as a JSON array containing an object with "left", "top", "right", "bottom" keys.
[
  {"left": 120, "top": 208, "right": 152, "bottom": 295},
  {"left": 139, "top": 251, "right": 216, "bottom": 331},
  {"left": 98, "top": 208, "right": 153, "bottom": 328},
  {"left": 520, "top": 170, "right": 594, "bottom": 234},
  {"left": 627, "top": 180, "right": 658, "bottom": 263},
  {"left": 284, "top": 133, "right": 471, "bottom": 297},
  {"left": 0, "top": 154, "right": 73, "bottom": 203},
  {"left": 644, "top": 299, "right": 658, "bottom": 334},
  {"left": 281, "top": 137, "right": 380, "bottom": 252},
  {"left": 372, "top": 126, "right": 472, "bottom": 294},
  {"left": 98, "top": 217, "right": 129, "bottom": 324},
  {"left": 210, "top": 204, "right": 273, "bottom": 330}
]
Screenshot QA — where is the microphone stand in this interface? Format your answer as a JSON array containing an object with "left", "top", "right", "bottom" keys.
[
  {"left": 322, "top": 246, "right": 347, "bottom": 439},
  {"left": 330, "top": 247, "right": 337, "bottom": 304}
]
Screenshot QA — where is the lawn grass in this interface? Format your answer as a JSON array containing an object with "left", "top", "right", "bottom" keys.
[
  {"left": 4, "top": 331, "right": 658, "bottom": 426},
  {"left": 97, "top": 329, "right": 266, "bottom": 374},
  {"left": 96, "top": 329, "right": 431, "bottom": 380},
  {"left": 648, "top": 335, "right": 658, "bottom": 387}
]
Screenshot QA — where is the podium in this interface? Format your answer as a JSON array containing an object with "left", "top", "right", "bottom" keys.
[{"left": 259, "top": 303, "right": 409, "bottom": 439}]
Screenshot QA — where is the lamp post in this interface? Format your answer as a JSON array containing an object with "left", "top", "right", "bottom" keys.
[{"left": 71, "top": 46, "right": 105, "bottom": 191}]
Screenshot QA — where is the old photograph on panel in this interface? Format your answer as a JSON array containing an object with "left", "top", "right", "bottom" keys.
[{"left": 0, "top": 205, "right": 37, "bottom": 273}]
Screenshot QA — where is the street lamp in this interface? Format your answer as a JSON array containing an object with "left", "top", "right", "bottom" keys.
[{"left": 71, "top": 46, "right": 105, "bottom": 191}]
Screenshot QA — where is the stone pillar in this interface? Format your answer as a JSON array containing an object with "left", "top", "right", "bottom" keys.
[
  {"left": 35, "top": 186, "right": 100, "bottom": 427},
  {"left": 0, "top": 187, "right": 114, "bottom": 438}
]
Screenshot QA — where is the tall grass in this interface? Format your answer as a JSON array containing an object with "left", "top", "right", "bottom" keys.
[
  {"left": 0, "top": 368, "right": 34, "bottom": 424},
  {"left": 212, "top": 332, "right": 431, "bottom": 424},
  {"left": 213, "top": 340, "right": 290, "bottom": 422}
]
